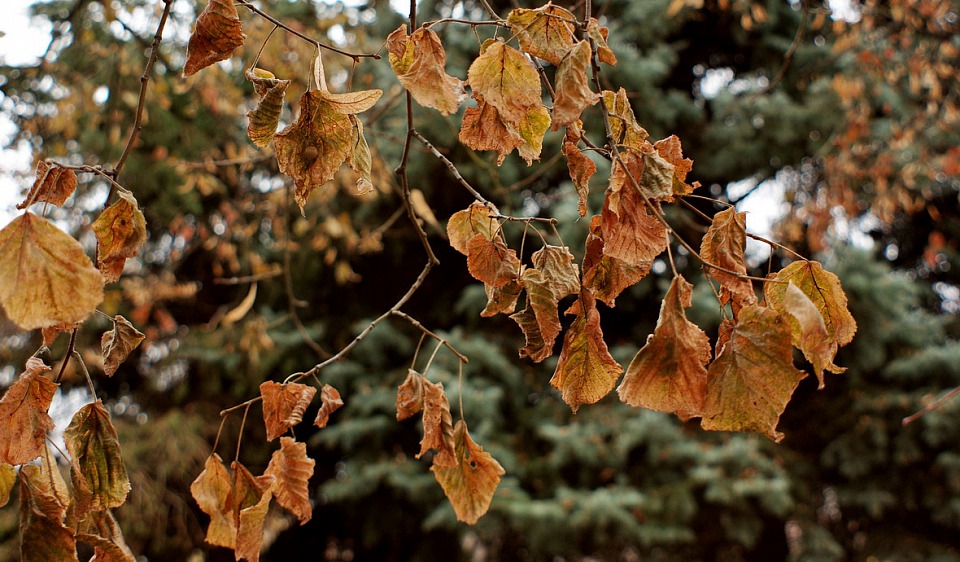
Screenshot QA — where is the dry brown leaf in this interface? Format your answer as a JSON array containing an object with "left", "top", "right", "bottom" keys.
[
  {"left": 0, "top": 359, "right": 57, "bottom": 465},
  {"left": 101, "top": 315, "right": 145, "bottom": 377},
  {"left": 75, "top": 510, "right": 136, "bottom": 562},
  {"left": 586, "top": 18, "right": 617, "bottom": 66},
  {"left": 446, "top": 201, "right": 499, "bottom": 255},
  {"left": 346, "top": 116, "right": 374, "bottom": 194},
  {"left": 532, "top": 245, "right": 581, "bottom": 300},
  {"left": 653, "top": 135, "right": 696, "bottom": 196},
  {"left": 552, "top": 41, "right": 600, "bottom": 130},
  {"left": 582, "top": 216, "right": 649, "bottom": 307},
  {"left": 510, "top": 305, "right": 550, "bottom": 362},
  {"left": 466, "top": 233, "right": 521, "bottom": 289},
  {"left": 92, "top": 191, "right": 148, "bottom": 283},
  {"left": 315, "top": 88, "right": 382, "bottom": 115},
  {"left": 190, "top": 454, "right": 236, "bottom": 548},
  {"left": 506, "top": 3, "right": 578, "bottom": 65},
  {"left": 232, "top": 462, "right": 274, "bottom": 562},
  {"left": 264, "top": 436, "right": 315, "bottom": 525},
  {"left": 431, "top": 421, "right": 504, "bottom": 525},
  {"left": 183, "top": 0, "right": 245, "bottom": 77},
  {"left": 774, "top": 282, "right": 846, "bottom": 388},
  {"left": 602, "top": 88, "right": 648, "bottom": 148},
  {"left": 0, "top": 462, "right": 16, "bottom": 508},
  {"left": 418, "top": 379, "right": 456, "bottom": 467},
  {"left": 700, "top": 207, "right": 757, "bottom": 308},
  {"left": 222, "top": 283, "right": 257, "bottom": 326},
  {"left": 481, "top": 278, "right": 523, "bottom": 317},
  {"left": 244, "top": 68, "right": 290, "bottom": 148},
  {"left": 64, "top": 400, "right": 131, "bottom": 514},
  {"left": 458, "top": 95, "right": 523, "bottom": 165},
  {"left": 600, "top": 179, "right": 668, "bottom": 267},
  {"left": 17, "top": 161, "right": 77, "bottom": 210},
  {"left": 396, "top": 369, "right": 426, "bottom": 421},
  {"left": 386, "top": 25, "right": 465, "bottom": 115},
  {"left": 562, "top": 128, "right": 597, "bottom": 218},
  {"left": 0, "top": 213, "right": 104, "bottom": 330},
  {"left": 467, "top": 40, "right": 542, "bottom": 128},
  {"left": 260, "top": 381, "right": 317, "bottom": 441},
  {"left": 517, "top": 267, "right": 564, "bottom": 362},
  {"left": 764, "top": 260, "right": 857, "bottom": 349},
  {"left": 313, "top": 384, "right": 343, "bottom": 428},
  {"left": 19, "top": 465, "right": 79, "bottom": 562}
]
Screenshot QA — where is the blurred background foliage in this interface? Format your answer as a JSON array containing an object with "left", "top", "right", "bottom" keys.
[{"left": 0, "top": 0, "right": 958, "bottom": 560}]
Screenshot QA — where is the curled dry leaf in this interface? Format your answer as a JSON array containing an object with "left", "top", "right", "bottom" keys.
[
  {"left": 0, "top": 359, "right": 57, "bottom": 465},
  {"left": 551, "top": 289, "right": 622, "bottom": 413},
  {"left": 562, "top": 127, "right": 597, "bottom": 217},
  {"left": 506, "top": 3, "right": 578, "bottom": 65},
  {"left": 603, "top": 89, "right": 648, "bottom": 148},
  {"left": 41, "top": 321, "right": 81, "bottom": 347},
  {"left": 265, "top": 437, "right": 315, "bottom": 525},
  {"left": 653, "top": 135, "right": 697, "bottom": 196},
  {"left": 582, "top": 216, "right": 650, "bottom": 307},
  {"left": 774, "top": 282, "right": 847, "bottom": 388},
  {"left": 701, "top": 304, "right": 807, "bottom": 442},
  {"left": 75, "top": 509, "right": 135, "bottom": 562},
  {"left": 244, "top": 68, "right": 290, "bottom": 148},
  {"left": 315, "top": 88, "right": 382, "bottom": 115},
  {"left": 481, "top": 279, "right": 522, "bottom": 317},
  {"left": 92, "top": 190, "right": 148, "bottom": 284},
  {"left": 763, "top": 260, "right": 857, "bottom": 349},
  {"left": 700, "top": 207, "right": 757, "bottom": 308},
  {"left": 431, "top": 421, "right": 504, "bottom": 525},
  {"left": 386, "top": 25, "right": 466, "bottom": 115},
  {"left": 515, "top": 267, "right": 566, "bottom": 362},
  {"left": 510, "top": 305, "right": 550, "bottom": 362},
  {"left": 532, "top": 245, "right": 581, "bottom": 301},
  {"left": 552, "top": 41, "right": 600, "bottom": 130},
  {"left": 260, "top": 381, "right": 316, "bottom": 441},
  {"left": 64, "top": 400, "right": 131, "bottom": 514},
  {"left": 232, "top": 462, "right": 274, "bottom": 562},
  {"left": 183, "top": 0, "right": 245, "bottom": 77},
  {"left": 0, "top": 213, "right": 104, "bottom": 330},
  {"left": 314, "top": 384, "right": 343, "bottom": 428},
  {"left": 586, "top": 18, "right": 617, "bottom": 66},
  {"left": 19, "top": 465, "right": 79, "bottom": 562},
  {"left": 466, "top": 233, "right": 521, "bottom": 289},
  {"left": 17, "top": 161, "right": 77, "bottom": 210},
  {"left": 190, "top": 454, "right": 236, "bottom": 548},
  {"left": 418, "top": 379, "right": 456, "bottom": 467},
  {"left": 396, "top": 369, "right": 426, "bottom": 421},
  {"left": 600, "top": 176, "right": 668, "bottom": 267},
  {"left": 446, "top": 201, "right": 499, "bottom": 255},
  {"left": 458, "top": 95, "right": 523, "bottom": 166},
  {"left": 467, "top": 40, "right": 543, "bottom": 128},
  {"left": 101, "top": 315, "right": 146, "bottom": 377},
  {"left": 618, "top": 275, "right": 711, "bottom": 420},
  {"left": 346, "top": 117, "right": 374, "bottom": 194}
]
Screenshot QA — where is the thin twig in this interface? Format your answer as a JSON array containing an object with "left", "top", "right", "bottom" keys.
[
  {"left": 213, "top": 269, "right": 283, "bottom": 285},
  {"left": 392, "top": 311, "right": 469, "bottom": 364},
  {"left": 72, "top": 351, "right": 98, "bottom": 398},
  {"left": 55, "top": 329, "right": 78, "bottom": 384},
  {"left": 903, "top": 385, "right": 960, "bottom": 426},
  {"left": 411, "top": 131, "right": 490, "bottom": 205},
  {"left": 748, "top": 3, "right": 810, "bottom": 102},
  {"left": 282, "top": 184, "right": 329, "bottom": 358},
  {"left": 423, "top": 18, "right": 505, "bottom": 28}
]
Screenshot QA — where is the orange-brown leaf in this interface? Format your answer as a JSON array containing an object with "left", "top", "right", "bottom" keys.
[
  {"left": 101, "top": 315, "right": 145, "bottom": 377},
  {"left": 183, "top": 0, "right": 245, "bottom": 77},
  {"left": 0, "top": 462, "right": 16, "bottom": 508},
  {"left": 386, "top": 25, "right": 465, "bottom": 115},
  {"left": 517, "top": 267, "right": 563, "bottom": 362},
  {"left": 700, "top": 207, "right": 757, "bottom": 307},
  {"left": 313, "top": 384, "right": 343, "bottom": 428},
  {"left": 582, "top": 216, "right": 649, "bottom": 307},
  {"left": 467, "top": 40, "right": 542, "bottom": 128},
  {"left": 466, "top": 233, "right": 520, "bottom": 289},
  {"left": 552, "top": 41, "right": 600, "bottom": 130},
  {"left": 562, "top": 129, "right": 597, "bottom": 217},
  {"left": 264, "top": 436, "right": 315, "bottom": 525},
  {"left": 0, "top": 213, "right": 104, "bottom": 330},
  {"left": 17, "top": 161, "right": 77, "bottom": 210},
  {"left": 618, "top": 275, "right": 710, "bottom": 419},
  {"left": 602, "top": 88, "right": 648, "bottom": 148},
  {"left": 396, "top": 369, "right": 426, "bottom": 421},
  {"left": 260, "top": 381, "right": 316, "bottom": 441},
  {"left": 418, "top": 379, "right": 456, "bottom": 467},
  {"left": 532, "top": 245, "right": 581, "bottom": 300},
  {"left": 19, "top": 465, "right": 78, "bottom": 562},
  {"left": 481, "top": 278, "right": 522, "bottom": 317},
  {"left": 190, "top": 454, "right": 236, "bottom": 548},
  {"left": 653, "top": 135, "right": 696, "bottom": 196},
  {"left": 506, "top": 3, "right": 578, "bottom": 65},
  {"left": 775, "top": 282, "right": 846, "bottom": 388},
  {"left": 458, "top": 96, "right": 523, "bottom": 165},
  {"left": 64, "top": 400, "right": 130, "bottom": 514},
  {"left": 75, "top": 510, "right": 136, "bottom": 562},
  {"left": 510, "top": 305, "right": 550, "bottom": 362},
  {"left": 586, "top": 18, "right": 617, "bottom": 66},
  {"left": 233, "top": 462, "right": 273, "bottom": 562},
  {"left": 244, "top": 68, "right": 290, "bottom": 148},
  {"left": 701, "top": 304, "right": 807, "bottom": 442},
  {"left": 763, "top": 260, "right": 857, "bottom": 348},
  {"left": 0, "top": 359, "right": 57, "bottom": 465},
  {"left": 446, "top": 201, "right": 499, "bottom": 255},
  {"left": 92, "top": 191, "right": 148, "bottom": 283},
  {"left": 600, "top": 180, "right": 668, "bottom": 267},
  {"left": 41, "top": 321, "right": 80, "bottom": 347},
  {"left": 430, "top": 421, "right": 504, "bottom": 525}
]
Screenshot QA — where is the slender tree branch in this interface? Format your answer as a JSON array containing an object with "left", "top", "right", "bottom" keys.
[
  {"left": 411, "top": 131, "right": 489, "bottom": 205},
  {"left": 391, "top": 310, "right": 469, "bottom": 364},
  {"left": 213, "top": 269, "right": 283, "bottom": 285},
  {"left": 281, "top": 185, "right": 329, "bottom": 359},
  {"left": 903, "top": 385, "right": 960, "bottom": 426},
  {"left": 748, "top": 2, "right": 810, "bottom": 102}
]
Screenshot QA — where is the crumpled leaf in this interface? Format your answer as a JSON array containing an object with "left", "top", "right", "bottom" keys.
[
  {"left": 551, "top": 289, "right": 622, "bottom": 413},
  {"left": 18, "top": 161, "right": 77, "bottom": 209},
  {"left": 75, "top": 510, "right": 136, "bottom": 562},
  {"left": 700, "top": 207, "right": 757, "bottom": 308},
  {"left": 653, "top": 135, "right": 697, "bottom": 196},
  {"left": 264, "top": 436, "right": 315, "bottom": 525},
  {"left": 773, "top": 282, "right": 846, "bottom": 388},
  {"left": 431, "top": 421, "right": 504, "bottom": 525},
  {"left": 92, "top": 190, "right": 148, "bottom": 283},
  {"left": 386, "top": 25, "right": 465, "bottom": 115},
  {"left": 506, "top": 3, "right": 578, "bottom": 65},
  {"left": 41, "top": 321, "right": 81, "bottom": 347},
  {"left": 346, "top": 117, "right": 374, "bottom": 194},
  {"left": 190, "top": 454, "right": 236, "bottom": 548},
  {"left": 315, "top": 88, "right": 382, "bottom": 115},
  {"left": 0, "top": 462, "right": 15, "bottom": 508},
  {"left": 446, "top": 201, "right": 499, "bottom": 255},
  {"left": 458, "top": 95, "right": 523, "bottom": 165},
  {"left": 586, "top": 18, "right": 617, "bottom": 66},
  {"left": 19, "top": 465, "right": 79, "bottom": 562},
  {"left": 64, "top": 400, "right": 131, "bottom": 514},
  {"left": 562, "top": 127, "right": 597, "bottom": 217},
  {"left": 763, "top": 260, "right": 857, "bottom": 350},
  {"left": 701, "top": 304, "right": 807, "bottom": 442},
  {"left": 313, "top": 384, "right": 343, "bottom": 428},
  {"left": 418, "top": 378, "right": 456, "bottom": 467},
  {"left": 466, "top": 233, "right": 520, "bottom": 289},
  {"left": 183, "top": 0, "right": 245, "bottom": 77},
  {"left": 532, "top": 245, "right": 581, "bottom": 300},
  {"left": 582, "top": 215, "right": 649, "bottom": 307},
  {"left": 514, "top": 267, "right": 565, "bottom": 362},
  {"left": 0, "top": 213, "right": 104, "bottom": 330},
  {"left": 467, "top": 40, "right": 542, "bottom": 128},
  {"left": 260, "top": 381, "right": 316, "bottom": 441},
  {"left": 481, "top": 278, "right": 522, "bottom": 317},
  {"left": 396, "top": 369, "right": 426, "bottom": 421},
  {"left": 101, "top": 315, "right": 145, "bottom": 377},
  {"left": 233, "top": 462, "right": 274, "bottom": 562},
  {"left": 510, "top": 305, "right": 550, "bottom": 362},
  {"left": 552, "top": 41, "right": 600, "bottom": 130},
  {"left": 602, "top": 88, "right": 648, "bottom": 148},
  {"left": 600, "top": 177, "right": 668, "bottom": 267},
  {"left": 0, "top": 358, "right": 57, "bottom": 465},
  {"left": 244, "top": 68, "right": 290, "bottom": 147},
  {"left": 618, "top": 275, "right": 711, "bottom": 420}
]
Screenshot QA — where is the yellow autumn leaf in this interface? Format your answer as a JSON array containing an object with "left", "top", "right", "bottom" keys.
[
  {"left": 506, "top": 3, "right": 579, "bottom": 66},
  {"left": 244, "top": 67, "right": 290, "bottom": 148},
  {"left": 386, "top": 25, "right": 466, "bottom": 115},
  {"left": 467, "top": 40, "right": 543, "bottom": 128}
]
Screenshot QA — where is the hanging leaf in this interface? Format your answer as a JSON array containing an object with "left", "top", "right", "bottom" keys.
[
  {"left": 313, "top": 384, "right": 343, "bottom": 428},
  {"left": 41, "top": 321, "right": 80, "bottom": 347},
  {"left": 101, "top": 315, "right": 146, "bottom": 377},
  {"left": 0, "top": 462, "right": 16, "bottom": 508},
  {"left": 467, "top": 40, "right": 542, "bottom": 128},
  {"left": 315, "top": 88, "right": 382, "bottom": 115},
  {"left": 75, "top": 510, "right": 136, "bottom": 562},
  {"left": 510, "top": 305, "right": 550, "bottom": 362},
  {"left": 458, "top": 95, "right": 523, "bottom": 165},
  {"left": 716, "top": 317, "right": 735, "bottom": 356},
  {"left": 346, "top": 117, "right": 374, "bottom": 194},
  {"left": 0, "top": 213, "right": 104, "bottom": 330},
  {"left": 396, "top": 369, "right": 426, "bottom": 421},
  {"left": 190, "top": 454, "right": 236, "bottom": 548},
  {"left": 774, "top": 282, "right": 846, "bottom": 388},
  {"left": 516, "top": 104, "right": 552, "bottom": 165},
  {"left": 274, "top": 91, "right": 355, "bottom": 212},
  {"left": 64, "top": 400, "right": 131, "bottom": 514},
  {"left": 551, "top": 289, "right": 622, "bottom": 413},
  {"left": 618, "top": 275, "right": 711, "bottom": 420},
  {"left": 701, "top": 304, "right": 807, "bottom": 442},
  {"left": 481, "top": 278, "right": 523, "bottom": 317},
  {"left": 446, "top": 201, "right": 499, "bottom": 255},
  {"left": 17, "top": 161, "right": 77, "bottom": 210},
  {"left": 232, "top": 462, "right": 274, "bottom": 562},
  {"left": 19, "top": 466, "right": 78, "bottom": 562},
  {"left": 586, "top": 18, "right": 617, "bottom": 66},
  {"left": 552, "top": 41, "right": 600, "bottom": 130},
  {"left": 582, "top": 216, "right": 649, "bottom": 307},
  {"left": 532, "top": 245, "right": 581, "bottom": 300},
  {"left": 39, "top": 442, "right": 70, "bottom": 515},
  {"left": 264, "top": 436, "right": 315, "bottom": 525},
  {"left": 466, "top": 233, "right": 521, "bottom": 289},
  {"left": 562, "top": 127, "right": 597, "bottom": 217},
  {"left": 92, "top": 190, "right": 148, "bottom": 283},
  {"left": 506, "top": 3, "right": 578, "bottom": 65},
  {"left": 653, "top": 135, "right": 697, "bottom": 196},
  {"left": 418, "top": 379, "right": 456, "bottom": 467},
  {"left": 183, "top": 0, "right": 245, "bottom": 77},
  {"left": 516, "top": 267, "right": 564, "bottom": 362},
  {"left": 260, "top": 381, "right": 316, "bottom": 441},
  {"left": 386, "top": 25, "right": 466, "bottom": 115},
  {"left": 244, "top": 68, "right": 290, "bottom": 148},
  {"left": 602, "top": 88, "right": 648, "bottom": 148},
  {"left": 763, "top": 260, "right": 857, "bottom": 350},
  {"left": 700, "top": 207, "right": 757, "bottom": 308},
  {"left": 600, "top": 179, "right": 668, "bottom": 267},
  {"left": 431, "top": 421, "right": 504, "bottom": 525},
  {"left": 0, "top": 358, "right": 57, "bottom": 465}
]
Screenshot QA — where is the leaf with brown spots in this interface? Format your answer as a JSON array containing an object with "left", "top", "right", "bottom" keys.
[
  {"left": 19, "top": 465, "right": 78, "bottom": 562},
  {"left": 700, "top": 208, "right": 757, "bottom": 308},
  {"left": 92, "top": 191, "right": 148, "bottom": 283},
  {"left": 466, "top": 233, "right": 521, "bottom": 289},
  {"left": 0, "top": 358, "right": 57, "bottom": 465},
  {"left": 653, "top": 135, "right": 697, "bottom": 196},
  {"left": 17, "top": 161, "right": 76, "bottom": 209},
  {"left": 431, "top": 421, "right": 504, "bottom": 525},
  {"left": 244, "top": 68, "right": 290, "bottom": 148},
  {"left": 552, "top": 41, "right": 600, "bottom": 130},
  {"left": 458, "top": 96, "right": 523, "bottom": 165},
  {"left": 532, "top": 245, "right": 581, "bottom": 301},
  {"left": 562, "top": 127, "right": 597, "bottom": 217},
  {"left": 260, "top": 381, "right": 316, "bottom": 441},
  {"left": 183, "top": 0, "right": 245, "bottom": 77},
  {"left": 264, "top": 437, "right": 315, "bottom": 525},
  {"left": 101, "top": 315, "right": 145, "bottom": 377},
  {"left": 386, "top": 25, "right": 465, "bottom": 115},
  {"left": 506, "top": 3, "right": 578, "bottom": 65},
  {"left": 313, "top": 384, "right": 343, "bottom": 428},
  {"left": 467, "top": 40, "right": 542, "bottom": 128},
  {"left": 418, "top": 379, "right": 455, "bottom": 467}
]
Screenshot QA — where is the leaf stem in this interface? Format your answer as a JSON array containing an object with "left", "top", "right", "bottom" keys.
[{"left": 55, "top": 329, "right": 78, "bottom": 384}]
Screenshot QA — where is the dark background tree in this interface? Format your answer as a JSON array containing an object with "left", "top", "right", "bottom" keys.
[{"left": 0, "top": 0, "right": 958, "bottom": 560}]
